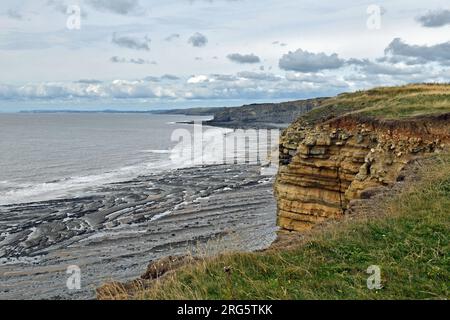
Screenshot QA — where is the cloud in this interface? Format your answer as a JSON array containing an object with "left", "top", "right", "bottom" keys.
[
  {"left": 143, "top": 74, "right": 180, "bottom": 82},
  {"left": 0, "top": 80, "right": 178, "bottom": 100},
  {"left": 384, "top": 38, "right": 450, "bottom": 65},
  {"left": 75, "top": 79, "right": 103, "bottom": 84},
  {"left": 6, "top": 9, "right": 23, "bottom": 20},
  {"left": 143, "top": 76, "right": 160, "bottom": 82},
  {"left": 187, "top": 75, "right": 211, "bottom": 83},
  {"left": 210, "top": 74, "right": 238, "bottom": 81},
  {"left": 236, "top": 71, "right": 280, "bottom": 81},
  {"left": 272, "top": 41, "right": 287, "bottom": 47},
  {"left": 46, "top": 0, "right": 69, "bottom": 14},
  {"left": 86, "top": 0, "right": 143, "bottom": 15},
  {"left": 161, "top": 74, "right": 180, "bottom": 81},
  {"left": 112, "top": 33, "right": 151, "bottom": 51},
  {"left": 285, "top": 72, "right": 349, "bottom": 88},
  {"left": 227, "top": 53, "right": 261, "bottom": 64},
  {"left": 46, "top": 0, "right": 88, "bottom": 17},
  {"left": 347, "top": 58, "right": 422, "bottom": 75},
  {"left": 416, "top": 9, "right": 450, "bottom": 27},
  {"left": 165, "top": 33, "right": 180, "bottom": 41},
  {"left": 188, "top": 32, "right": 208, "bottom": 47},
  {"left": 110, "top": 56, "right": 151, "bottom": 64},
  {"left": 279, "top": 49, "right": 344, "bottom": 72}
]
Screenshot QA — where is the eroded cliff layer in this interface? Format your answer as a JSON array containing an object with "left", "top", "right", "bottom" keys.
[{"left": 275, "top": 84, "right": 450, "bottom": 232}]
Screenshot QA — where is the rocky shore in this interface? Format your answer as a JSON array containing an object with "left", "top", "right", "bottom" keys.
[{"left": 0, "top": 164, "right": 277, "bottom": 299}]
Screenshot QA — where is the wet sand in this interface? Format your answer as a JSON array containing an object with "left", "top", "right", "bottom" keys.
[{"left": 0, "top": 164, "right": 277, "bottom": 300}]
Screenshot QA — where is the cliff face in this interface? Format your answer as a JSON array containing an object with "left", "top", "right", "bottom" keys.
[
  {"left": 207, "top": 98, "right": 327, "bottom": 129},
  {"left": 275, "top": 85, "right": 450, "bottom": 232}
]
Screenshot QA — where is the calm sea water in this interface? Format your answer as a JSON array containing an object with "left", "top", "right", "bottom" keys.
[{"left": 0, "top": 113, "right": 214, "bottom": 205}]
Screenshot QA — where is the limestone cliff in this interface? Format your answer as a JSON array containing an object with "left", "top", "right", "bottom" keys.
[
  {"left": 206, "top": 98, "right": 327, "bottom": 128},
  {"left": 275, "top": 84, "right": 450, "bottom": 232}
]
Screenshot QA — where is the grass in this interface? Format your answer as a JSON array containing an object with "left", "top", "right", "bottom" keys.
[
  {"left": 100, "top": 154, "right": 450, "bottom": 300},
  {"left": 299, "top": 83, "right": 450, "bottom": 124}
]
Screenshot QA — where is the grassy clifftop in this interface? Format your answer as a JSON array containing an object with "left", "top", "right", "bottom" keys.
[{"left": 299, "top": 83, "right": 450, "bottom": 124}]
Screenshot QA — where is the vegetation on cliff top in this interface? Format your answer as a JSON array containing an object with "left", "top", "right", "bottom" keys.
[
  {"left": 99, "top": 153, "right": 449, "bottom": 300},
  {"left": 300, "top": 83, "right": 450, "bottom": 124}
]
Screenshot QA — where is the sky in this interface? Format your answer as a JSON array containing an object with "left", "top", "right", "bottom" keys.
[{"left": 0, "top": 0, "right": 449, "bottom": 111}]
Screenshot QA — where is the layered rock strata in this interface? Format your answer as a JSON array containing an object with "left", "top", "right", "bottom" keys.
[{"left": 275, "top": 114, "right": 449, "bottom": 231}]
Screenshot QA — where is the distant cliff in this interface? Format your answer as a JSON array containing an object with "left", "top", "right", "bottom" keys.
[
  {"left": 206, "top": 98, "right": 327, "bottom": 129},
  {"left": 275, "top": 84, "right": 450, "bottom": 231},
  {"left": 157, "top": 98, "right": 327, "bottom": 129}
]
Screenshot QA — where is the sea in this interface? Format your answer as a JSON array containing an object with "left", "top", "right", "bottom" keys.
[
  {"left": 0, "top": 113, "right": 277, "bottom": 206},
  {"left": 0, "top": 113, "right": 217, "bottom": 205}
]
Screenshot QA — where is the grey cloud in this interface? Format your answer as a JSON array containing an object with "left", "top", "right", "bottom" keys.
[
  {"left": 110, "top": 56, "right": 149, "bottom": 64},
  {"left": 416, "top": 9, "right": 450, "bottom": 27},
  {"left": 227, "top": 53, "right": 261, "bottom": 64},
  {"left": 210, "top": 74, "right": 238, "bottom": 81},
  {"left": 161, "top": 74, "right": 180, "bottom": 81},
  {"left": 279, "top": 49, "right": 344, "bottom": 72},
  {"left": 144, "top": 75, "right": 180, "bottom": 82},
  {"left": 46, "top": 0, "right": 68, "bottom": 14},
  {"left": 384, "top": 38, "right": 450, "bottom": 65},
  {"left": 188, "top": 32, "right": 208, "bottom": 47},
  {"left": 347, "top": 58, "right": 422, "bottom": 75},
  {"left": 143, "top": 76, "right": 160, "bottom": 82},
  {"left": 165, "top": 34, "right": 180, "bottom": 41},
  {"left": 376, "top": 55, "right": 426, "bottom": 66},
  {"left": 272, "top": 41, "right": 287, "bottom": 47},
  {"left": 136, "top": 59, "right": 153, "bottom": 64},
  {"left": 47, "top": 0, "right": 88, "bottom": 17},
  {"left": 112, "top": 33, "right": 151, "bottom": 51},
  {"left": 86, "top": 0, "right": 142, "bottom": 15},
  {"left": 7, "top": 9, "right": 23, "bottom": 20}
]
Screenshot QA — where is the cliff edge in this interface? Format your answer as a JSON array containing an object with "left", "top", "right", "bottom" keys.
[{"left": 275, "top": 84, "right": 450, "bottom": 232}]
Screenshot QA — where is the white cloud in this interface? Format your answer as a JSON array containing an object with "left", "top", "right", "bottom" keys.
[{"left": 187, "top": 75, "right": 211, "bottom": 83}]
